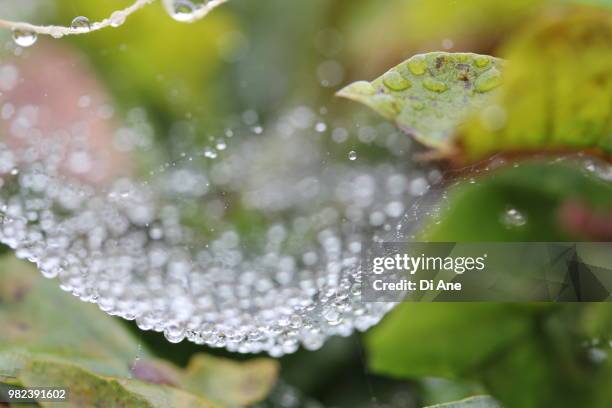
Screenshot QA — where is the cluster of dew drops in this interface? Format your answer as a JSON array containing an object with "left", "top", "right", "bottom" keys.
[
  {"left": 0, "top": 73, "right": 445, "bottom": 356},
  {"left": 2, "top": 0, "right": 438, "bottom": 357}
]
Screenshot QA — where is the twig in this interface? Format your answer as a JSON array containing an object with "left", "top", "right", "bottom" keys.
[{"left": 0, "top": 0, "right": 229, "bottom": 38}]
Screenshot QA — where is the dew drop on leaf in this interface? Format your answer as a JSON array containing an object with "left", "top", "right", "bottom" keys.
[
  {"left": 406, "top": 56, "right": 427, "bottom": 76},
  {"left": 383, "top": 71, "right": 411, "bottom": 91},
  {"left": 422, "top": 77, "right": 448, "bottom": 93},
  {"left": 501, "top": 207, "right": 527, "bottom": 228},
  {"left": 475, "top": 68, "right": 503, "bottom": 93}
]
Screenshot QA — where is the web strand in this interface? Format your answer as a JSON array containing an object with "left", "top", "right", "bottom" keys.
[{"left": 0, "top": 0, "right": 230, "bottom": 38}]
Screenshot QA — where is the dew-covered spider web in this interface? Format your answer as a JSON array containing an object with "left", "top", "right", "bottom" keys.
[
  {"left": 0, "top": 18, "right": 453, "bottom": 355},
  {"left": 0, "top": 105, "right": 442, "bottom": 355}
]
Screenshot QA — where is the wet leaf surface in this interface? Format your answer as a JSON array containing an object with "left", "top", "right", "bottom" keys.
[{"left": 337, "top": 52, "right": 504, "bottom": 149}]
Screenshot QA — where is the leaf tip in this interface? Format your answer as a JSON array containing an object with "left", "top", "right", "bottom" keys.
[{"left": 335, "top": 80, "right": 376, "bottom": 100}]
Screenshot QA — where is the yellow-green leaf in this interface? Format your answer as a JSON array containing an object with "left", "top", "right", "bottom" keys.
[
  {"left": 458, "top": 7, "right": 612, "bottom": 161},
  {"left": 182, "top": 355, "right": 279, "bottom": 407},
  {"left": 337, "top": 52, "right": 504, "bottom": 149}
]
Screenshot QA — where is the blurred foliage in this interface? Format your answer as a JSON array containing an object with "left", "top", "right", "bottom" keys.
[
  {"left": 366, "top": 162, "right": 612, "bottom": 408},
  {"left": 422, "top": 161, "right": 612, "bottom": 242},
  {"left": 51, "top": 0, "right": 238, "bottom": 150},
  {"left": 459, "top": 7, "right": 612, "bottom": 162},
  {"left": 0, "top": 255, "right": 278, "bottom": 407},
  {"left": 367, "top": 299, "right": 611, "bottom": 408},
  {"left": 342, "top": 0, "right": 545, "bottom": 78},
  {"left": 337, "top": 52, "right": 503, "bottom": 149}
]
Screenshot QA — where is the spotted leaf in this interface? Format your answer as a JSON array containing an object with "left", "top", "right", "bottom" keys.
[{"left": 337, "top": 52, "right": 504, "bottom": 149}]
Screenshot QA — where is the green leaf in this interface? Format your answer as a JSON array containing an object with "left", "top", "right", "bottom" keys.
[
  {"left": 420, "top": 377, "right": 486, "bottom": 407},
  {"left": 368, "top": 162, "right": 612, "bottom": 407},
  {"left": 366, "top": 303, "right": 537, "bottom": 380},
  {"left": 17, "top": 359, "right": 220, "bottom": 408},
  {"left": 0, "top": 254, "right": 278, "bottom": 407},
  {"left": 182, "top": 355, "right": 279, "bottom": 407},
  {"left": 424, "top": 396, "right": 501, "bottom": 408},
  {"left": 0, "top": 255, "right": 144, "bottom": 376},
  {"left": 459, "top": 7, "right": 612, "bottom": 161},
  {"left": 581, "top": 303, "right": 612, "bottom": 338},
  {"left": 421, "top": 161, "right": 612, "bottom": 242},
  {"left": 336, "top": 52, "right": 503, "bottom": 149},
  {"left": 368, "top": 302, "right": 612, "bottom": 408}
]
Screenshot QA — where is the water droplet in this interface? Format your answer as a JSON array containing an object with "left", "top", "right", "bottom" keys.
[
  {"left": 215, "top": 139, "right": 227, "bottom": 151},
  {"left": 382, "top": 71, "right": 411, "bottom": 91},
  {"left": 371, "top": 94, "right": 401, "bottom": 116},
  {"left": 348, "top": 150, "right": 357, "bottom": 161},
  {"left": 322, "top": 306, "right": 343, "bottom": 325},
  {"left": 406, "top": 56, "right": 427, "bottom": 76},
  {"left": 71, "top": 16, "right": 91, "bottom": 32},
  {"left": 587, "top": 348, "right": 608, "bottom": 365},
  {"left": 110, "top": 11, "right": 126, "bottom": 27},
  {"left": 344, "top": 81, "right": 375, "bottom": 96},
  {"left": 501, "top": 207, "right": 527, "bottom": 228},
  {"left": 423, "top": 77, "right": 448, "bottom": 93},
  {"left": 12, "top": 30, "right": 37, "bottom": 48},
  {"left": 164, "top": 325, "right": 186, "bottom": 343},
  {"left": 474, "top": 55, "right": 490, "bottom": 68},
  {"left": 475, "top": 68, "right": 502, "bottom": 93},
  {"left": 203, "top": 147, "right": 217, "bottom": 159},
  {"left": 170, "top": 0, "right": 196, "bottom": 22},
  {"left": 315, "top": 122, "right": 327, "bottom": 133}
]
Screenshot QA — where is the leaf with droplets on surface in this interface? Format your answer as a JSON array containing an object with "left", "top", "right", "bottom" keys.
[
  {"left": 336, "top": 52, "right": 504, "bottom": 150},
  {"left": 458, "top": 7, "right": 612, "bottom": 162},
  {"left": 0, "top": 254, "right": 278, "bottom": 408},
  {"left": 424, "top": 396, "right": 501, "bottom": 408}
]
